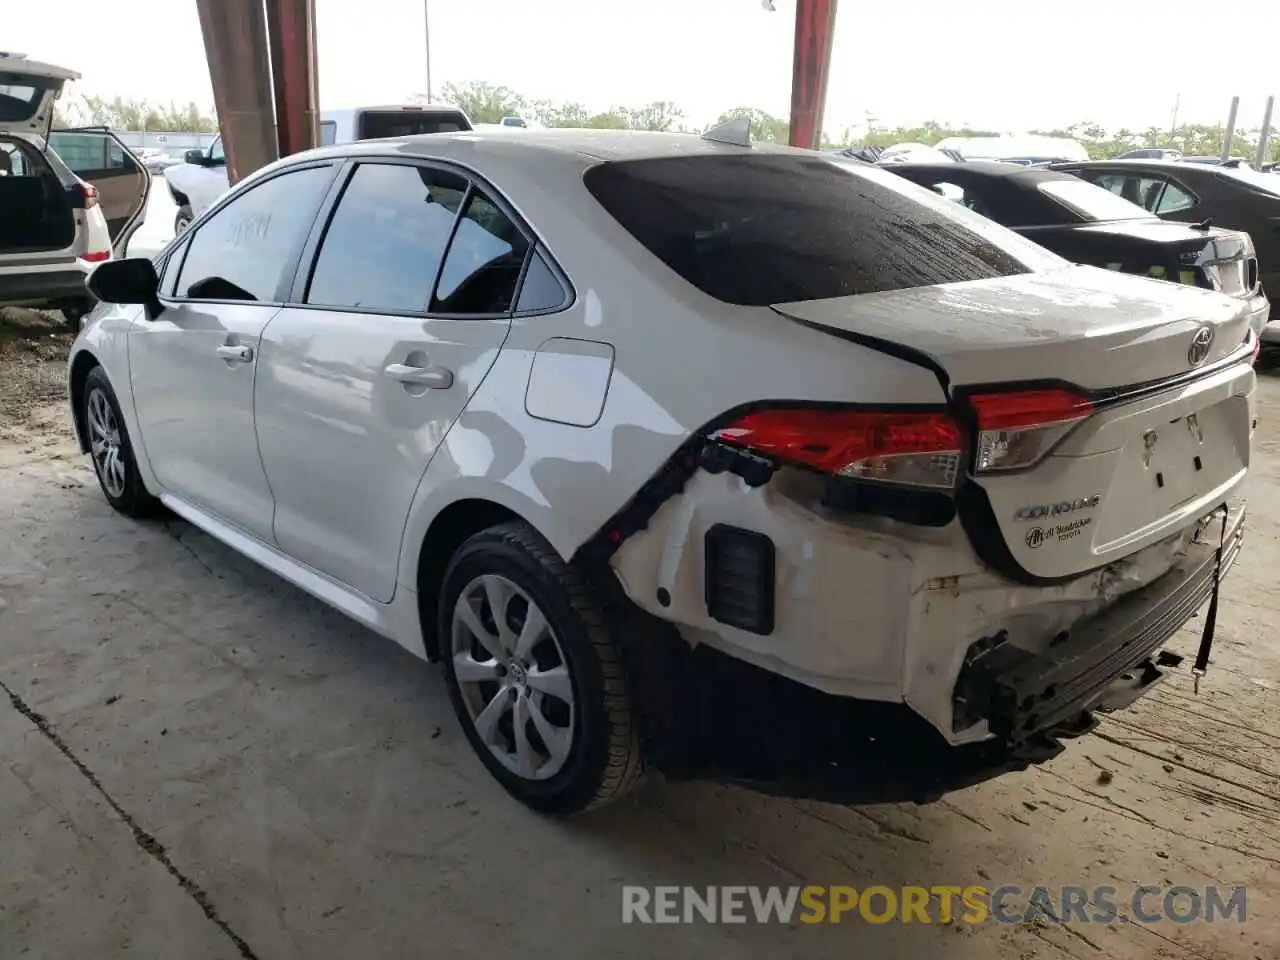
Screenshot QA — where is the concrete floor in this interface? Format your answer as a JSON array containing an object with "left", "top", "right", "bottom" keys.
[{"left": 1, "top": 320, "right": 1278, "bottom": 958}]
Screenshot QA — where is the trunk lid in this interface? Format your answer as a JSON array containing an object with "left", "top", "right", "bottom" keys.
[
  {"left": 772, "top": 264, "right": 1249, "bottom": 390},
  {"left": 0, "top": 53, "right": 79, "bottom": 141},
  {"left": 772, "top": 264, "right": 1255, "bottom": 580}
]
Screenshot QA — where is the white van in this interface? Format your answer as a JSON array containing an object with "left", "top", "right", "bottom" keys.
[{"left": 164, "top": 103, "right": 472, "bottom": 232}]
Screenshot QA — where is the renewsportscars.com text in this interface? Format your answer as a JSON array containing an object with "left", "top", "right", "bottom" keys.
[{"left": 621, "top": 884, "right": 1247, "bottom": 925}]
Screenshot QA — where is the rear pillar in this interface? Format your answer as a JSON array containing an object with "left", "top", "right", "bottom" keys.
[{"left": 788, "top": 0, "right": 838, "bottom": 149}]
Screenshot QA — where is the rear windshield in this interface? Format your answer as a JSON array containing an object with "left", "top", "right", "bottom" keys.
[
  {"left": 1037, "top": 179, "right": 1149, "bottom": 221},
  {"left": 1215, "top": 167, "right": 1280, "bottom": 198},
  {"left": 582, "top": 154, "right": 1044, "bottom": 306},
  {"left": 357, "top": 110, "right": 470, "bottom": 140}
]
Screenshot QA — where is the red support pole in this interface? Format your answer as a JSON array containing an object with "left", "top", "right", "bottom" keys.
[
  {"left": 788, "top": 0, "right": 838, "bottom": 150},
  {"left": 194, "top": 0, "right": 278, "bottom": 185},
  {"left": 265, "top": 0, "right": 320, "bottom": 159}
]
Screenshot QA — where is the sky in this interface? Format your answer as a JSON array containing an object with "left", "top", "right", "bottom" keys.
[{"left": 7, "top": 0, "right": 1280, "bottom": 138}]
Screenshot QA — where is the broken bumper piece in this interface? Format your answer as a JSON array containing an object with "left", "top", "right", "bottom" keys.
[
  {"left": 954, "top": 504, "right": 1245, "bottom": 748},
  {"left": 638, "top": 506, "right": 1245, "bottom": 807}
]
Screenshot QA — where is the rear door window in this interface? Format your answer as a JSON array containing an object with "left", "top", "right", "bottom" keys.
[
  {"left": 305, "top": 162, "right": 469, "bottom": 314},
  {"left": 582, "top": 154, "right": 1044, "bottom": 306}
]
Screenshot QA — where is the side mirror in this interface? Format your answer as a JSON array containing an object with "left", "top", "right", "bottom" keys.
[
  {"left": 184, "top": 148, "right": 206, "bottom": 165},
  {"left": 86, "top": 258, "right": 160, "bottom": 307}
]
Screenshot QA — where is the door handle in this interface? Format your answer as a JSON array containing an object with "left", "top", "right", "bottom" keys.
[
  {"left": 216, "top": 344, "right": 254, "bottom": 363},
  {"left": 384, "top": 362, "right": 453, "bottom": 389}
]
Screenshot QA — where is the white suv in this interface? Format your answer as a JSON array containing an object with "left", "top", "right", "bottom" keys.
[{"left": 0, "top": 53, "right": 150, "bottom": 327}]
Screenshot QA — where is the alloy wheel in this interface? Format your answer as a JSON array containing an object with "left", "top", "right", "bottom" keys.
[
  {"left": 450, "top": 573, "right": 575, "bottom": 780},
  {"left": 87, "top": 388, "right": 126, "bottom": 499}
]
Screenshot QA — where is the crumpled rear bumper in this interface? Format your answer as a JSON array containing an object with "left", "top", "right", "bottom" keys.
[
  {"left": 953, "top": 505, "right": 1245, "bottom": 746},
  {"left": 610, "top": 503, "right": 1246, "bottom": 806}
]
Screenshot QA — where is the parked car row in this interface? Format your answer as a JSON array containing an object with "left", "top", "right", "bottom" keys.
[
  {"left": 870, "top": 151, "right": 1279, "bottom": 351},
  {"left": 881, "top": 161, "right": 1272, "bottom": 337}
]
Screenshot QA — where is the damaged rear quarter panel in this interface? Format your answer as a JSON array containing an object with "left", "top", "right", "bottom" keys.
[{"left": 609, "top": 468, "right": 923, "bottom": 701}]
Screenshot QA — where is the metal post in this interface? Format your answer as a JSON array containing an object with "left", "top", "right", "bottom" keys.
[
  {"left": 788, "top": 0, "right": 838, "bottom": 149},
  {"left": 424, "top": 0, "right": 433, "bottom": 103},
  {"left": 1255, "top": 95, "right": 1275, "bottom": 169},
  {"left": 195, "top": 0, "right": 278, "bottom": 186},
  {"left": 1221, "top": 96, "right": 1240, "bottom": 162},
  {"left": 265, "top": 0, "right": 320, "bottom": 158}
]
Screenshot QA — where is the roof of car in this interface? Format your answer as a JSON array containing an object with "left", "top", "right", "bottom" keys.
[
  {"left": 888, "top": 159, "right": 1080, "bottom": 182},
  {"left": 302, "top": 127, "right": 805, "bottom": 167},
  {"left": 1056, "top": 158, "right": 1201, "bottom": 172}
]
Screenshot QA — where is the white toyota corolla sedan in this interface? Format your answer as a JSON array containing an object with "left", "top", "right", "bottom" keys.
[{"left": 68, "top": 128, "right": 1256, "bottom": 815}]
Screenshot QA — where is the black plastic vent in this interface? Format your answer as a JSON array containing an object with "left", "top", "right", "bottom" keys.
[{"left": 704, "top": 525, "right": 776, "bottom": 635}]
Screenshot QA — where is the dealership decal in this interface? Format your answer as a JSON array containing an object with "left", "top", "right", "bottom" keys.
[
  {"left": 1013, "top": 496, "right": 1100, "bottom": 522},
  {"left": 1026, "top": 517, "right": 1092, "bottom": 549}
]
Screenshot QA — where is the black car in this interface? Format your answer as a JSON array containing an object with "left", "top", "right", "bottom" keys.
[
  {"left": 884, "top": 160, "right": 1271, "bottom": 340},
  {"left": 1050, "top": 158, "right": 1280, "bottom": 329}
]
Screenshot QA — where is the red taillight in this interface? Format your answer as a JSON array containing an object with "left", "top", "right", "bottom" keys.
[
  {"left": 82, "top": 250, "right": 110, "bottom": 262},
  {"left": 969, "top": 389, "right": 1094, "bottom": 430},
  {"left": 68, "top": 182, "right": 100, "bottom": 209},
  {"left": 715, "top": 407, "right": 963, "bottom": 489},
  {"left": 967, "top": 388, "right": 1093, "bottom": 473}
]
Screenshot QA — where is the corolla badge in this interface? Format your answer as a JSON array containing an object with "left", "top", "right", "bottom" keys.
[
  {"left": 1013, "top": 496, "right": 1100, "bottom": 522},
  {"left": 1187, "top": 325, "right": 1214, "bottom": 367}
]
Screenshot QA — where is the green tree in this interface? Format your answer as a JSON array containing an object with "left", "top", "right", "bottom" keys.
[
  {"left": 532, "top": 99, "right": 592, "bottom": 128},
  {"left": 437, "top": 81, "right": 526, "bottom": 124},
  {"left": 714, "top": 106, "right": 789, "bottom": 143},
  {"left": 623, "top": 101, "right": 683, "bottom": 132},
  {"left": 53, "top": 94, "right": 216, "bottom": 132}
]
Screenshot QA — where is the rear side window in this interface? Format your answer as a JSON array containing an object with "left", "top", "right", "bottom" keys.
[
  {"left": 515, "top": 250, "right": 568, "bottom": 313},
  {"left": 319, "top": 120, "right": 337, "bottom": 146},
  {"left": 431, "top": 193, "right": 530, "bottom": 315},
  {"left": 306, "top": 162, "right": 468, "bottom": 314},
  {"left": 356, "top": 110, "right": 470, "bottom": 140},
  {"left": 583, "top": 155, "right": 1034, "bottom": 306}
]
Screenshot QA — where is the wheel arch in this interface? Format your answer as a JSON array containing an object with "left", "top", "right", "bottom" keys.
[
  {"left": 414, "top": 497, "right": 523, "bottom": 661},
  {"left": 68, "top": 348, "right": 101, "bottom": 453}
]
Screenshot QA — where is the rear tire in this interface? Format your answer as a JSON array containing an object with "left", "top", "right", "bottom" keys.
[
  {"left": 174, "top": 206, "right": 193, "bottom": 233},
  {"left": 439, "top": 521, "right": 645, "bottom": 816},
  {"left": 82, "top": 366, "right": 159, "bottom": 518}
]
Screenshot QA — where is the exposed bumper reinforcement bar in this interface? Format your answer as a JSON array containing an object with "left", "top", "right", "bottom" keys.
[{"left": 957, "top": 505, "right": 1245, "bottom": 746}]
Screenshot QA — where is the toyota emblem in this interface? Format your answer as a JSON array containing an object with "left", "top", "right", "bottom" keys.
[{"left": 1187, "top": 325, "right": 1214, "bottom": 367}]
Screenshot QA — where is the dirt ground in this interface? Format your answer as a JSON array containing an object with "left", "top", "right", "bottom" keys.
[{"left": 0, "top": 309, "right": 1277, "bottom": 960}]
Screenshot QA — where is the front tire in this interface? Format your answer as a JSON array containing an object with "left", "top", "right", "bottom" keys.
[
  {"left": 439, "top": 521, "right": 645, "bottom": 816},
  {"left": 82, "top": 366, "right": 158, "bottom": 517},
  {"left": 174, "top": 205, "right": 193, "bottom": 233}
]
